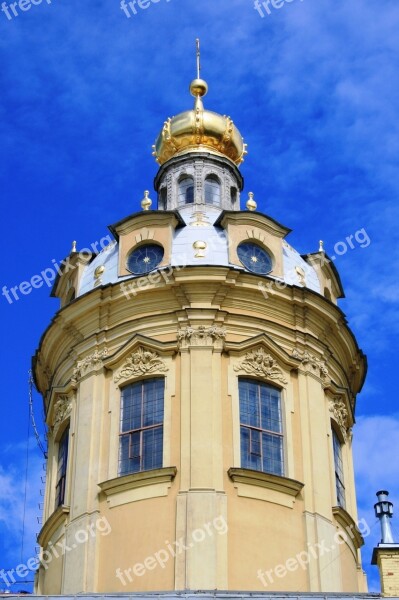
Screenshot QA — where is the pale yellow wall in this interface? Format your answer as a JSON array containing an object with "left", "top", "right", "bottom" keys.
[{"left": 35, "top": 257, "right": 366, "bottom": 594}]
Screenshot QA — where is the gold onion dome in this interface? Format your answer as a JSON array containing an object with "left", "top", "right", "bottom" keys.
[{"left": 153, "top": 41, "right": 247, "bottom": 167}]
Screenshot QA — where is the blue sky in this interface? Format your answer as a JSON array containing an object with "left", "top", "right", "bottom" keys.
[{"left": 1, "top": 0, "right": 399, "bottom": 593}]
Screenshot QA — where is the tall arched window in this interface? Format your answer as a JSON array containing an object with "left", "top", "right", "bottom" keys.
[
  {"left": 158, "top": 187, "right": 167, "bottom": 210},
  {"left": 178, "top": 176, "right": 194, "bottom": 205},
  {"left": 55, "top": 426, "right": 69, "bottom": 508},
  {"left": 239, "top": 378, "right": 284, "bottom": 476},
  {"left": 231, "top": 187, "right": 238, "bottom": 206},
  {"left": 119, "top": 378, "right": 165, "bottom": 475},
  {"left": 332, "top": 428, "right": 346, "bottom": 508},
  {"left": 204, "top": 175, "right": 221, "bottom": 205}
]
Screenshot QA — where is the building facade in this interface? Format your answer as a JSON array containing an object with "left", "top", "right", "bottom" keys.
[{"left": 33, "top": 71, "right": 368, "bottom": 595}]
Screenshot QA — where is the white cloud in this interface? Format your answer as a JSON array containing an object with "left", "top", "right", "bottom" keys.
[{"left": 0, "top": 440, "right": 44, "bottom": 586}]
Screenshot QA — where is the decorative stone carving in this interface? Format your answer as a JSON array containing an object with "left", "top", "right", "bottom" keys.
[
  {"left": 292, "top": 348, "right": 330, "bottom": 385},
  {"left": 53, "top": 395, "right": 72, "bottom": 429},
  {"left": 329, "top": 397, "right": 349, "bottom": 441},
  {"left": 234, "top": 347, "right": 288, "bottom": 385},
  {"left": 177, "top": 326, "right": 226, "bottom": 348},
  {"left": 71, "top": 348, "right": 109, "bottom": 384},
  {"left": 114, "top": 347, "right": 168, "bottom": 383}
]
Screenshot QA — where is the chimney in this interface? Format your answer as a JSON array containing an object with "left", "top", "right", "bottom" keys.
[{"left": 372, "top": 490, "right": 399, "bottom": 597}]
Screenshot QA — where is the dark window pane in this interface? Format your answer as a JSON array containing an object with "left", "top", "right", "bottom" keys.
[
  {"left": 179, "top": 177, "right": 194, "bottom": 205},
  {"left": 119, "top": 378, "right": 164, "bottom": 476},
  {"left": 239, "top": 378, "right": 284, "bottom": 476},
  {"left": 332, "top": 429, "right": 346, "bottom": 508},
  {"left": 55, "top": 427, "right": 69, "bottom": 508},
  {"left": 204, "top": 176, "right": 221, "bottom": 205}
]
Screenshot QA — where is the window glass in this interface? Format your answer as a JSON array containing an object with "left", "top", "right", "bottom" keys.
[
  {"left": 55, "top": 427, "right": 69, "bottom": 508},
  {"left": 119, "top": 378, "right": 164, "bottom": 476},
  {"left": 239, "top": 378, "right": 284, "bottom": 476},
  {"left": 332, "top": 428, "right": 346, "bottom": 508},
  {"left": 178, "top": 177, "right": 194, "bottom": 204},
  {"left": 204, "top": 175, "right": 221, "bottom": 205}
]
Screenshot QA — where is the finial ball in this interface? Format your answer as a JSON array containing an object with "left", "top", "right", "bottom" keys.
[
  {"left": 190, "top": 78, "right": 208, "bottom": 98},
  {"left": 141, "top": 190, "right": 152, "bottom": 211},
  {"left": 246, "top": 192, "right": 257, "bottom": 212}
]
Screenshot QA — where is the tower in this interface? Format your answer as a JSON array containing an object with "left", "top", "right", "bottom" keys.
[{"left": 33, "top": 45, "right": 367, "bottom": 595}]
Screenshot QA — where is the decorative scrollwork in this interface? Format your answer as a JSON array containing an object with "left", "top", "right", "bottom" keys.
[
  {"left": 114, "top": 347, "right": 168, "bottom": 383},
  {"left": 71, "top": 348, "right": 109, "bottom": 384},
  {"left": 177, "top": 325, "right": 226, "bottom": 348},
  {"left": 329, "top": 397, "right": 349, "bottom": 441},
  {"left": 53, "top": 395, "right": 72, "bottom": 429},
  {"left": 234, "top": 347, "right": 288, "bottom": 385},
  {"left": 292, "top": 348, "right": 330, "bottom": 385}
]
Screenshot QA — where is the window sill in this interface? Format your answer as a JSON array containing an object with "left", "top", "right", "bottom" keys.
[
  {"left": 37, "top": 504, "right": 70, "bottom": 548},
  {"left": 228, "top": 467, "right": 304, "bottom": 509},
  {"left": 333, "top": 505, "right": 364, "bottom": 548},
  {"left": 99, "top": 466, "right": 177, "bottom": 508}
]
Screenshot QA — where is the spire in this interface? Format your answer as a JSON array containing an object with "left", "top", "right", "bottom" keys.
[
  {"left": 196, "top": 37, "right": 201, "bottom": 79},
  {"left": 189, "top": 38, "right": 208, "bottom": 111}
]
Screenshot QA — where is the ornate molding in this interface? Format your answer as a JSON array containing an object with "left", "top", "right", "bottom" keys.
[
  {"left": 234, "top": 347, "right": 288, "bottom": 385},
  {"left": 329, "top": 397, "right": 349, "bottom": 441},
  {"left": 71, "top": 348, "right": 109, "bottom": 384},
  {"left": 177, "top": 325, "right": 226, "bottom": 349},
  {"left": 114, "top": 346, "right": 168, "bottom": 383},
  {"left": 292, "top": 348, "right": 330, "bottom": 386},
  {"left": 53, "top": 395, "right": 72, "bottom": 429},
  {"left": 228, "top": 468, "right": 304, "bottom": 498}
]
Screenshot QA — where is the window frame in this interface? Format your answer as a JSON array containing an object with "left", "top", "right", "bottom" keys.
[
  {"left": 55, "top": 425, "right": 70, "bottom": 509},
  {"left": 178, "top": 175, "right": 195, "bottom": 205},
  {"left": 238, "top": 377, "right": 285, "bottom": 477},
  {"left": 118, "top": 377, "right": 165, "bottom": 476},
  {"left": 204, "top": 174, "right": 221, "bottom": 205},
  {"left": 332, "top": 426, "right": 346, "bottom": 509}
]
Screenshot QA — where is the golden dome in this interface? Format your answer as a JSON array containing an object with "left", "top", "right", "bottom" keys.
[{"left": 153, "top": 77, "right": 247, "bottom": 167}]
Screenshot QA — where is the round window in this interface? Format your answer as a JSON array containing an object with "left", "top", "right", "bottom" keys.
[
  {"left": 127, "top": 244, "right": 164, "bottom": 275},
  {"left": 237, "top": 242, "right": 272, "bottom": 275}
]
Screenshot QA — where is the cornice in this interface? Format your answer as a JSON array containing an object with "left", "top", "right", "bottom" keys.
[
  {"left": 37, "top": 505, "right": 70, "bottom": 548},
  {"left": 109, "top": 210, "right": 184, "bottom": 241},
  {"left": 332, "top": 505, "right": 364, "bottom": 548},
  {"left": 216, "top": 210, "right": 291, "bottom": 238},
  {"left": 34, "top": 268, "right": 367, "bottom": 398},
  {"left": 228, "top": 468, "right": 304, "bottom": 498},
  {"left": 99, "top": 467, "right": 177, "bottom": 497}
]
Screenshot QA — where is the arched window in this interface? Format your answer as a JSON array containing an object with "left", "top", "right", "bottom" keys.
[
  {"left": 158, "top": 187, "right": 167, "bottom": 210},
  {"left": 231, "top": 187, "right": 238, "bottom": 206},
  {"left": 332, "top": 428, "right": 346, "bottom": 508},
  {"left": 119, "top": 378, "right": 165, "bottom": 475},
  {"left": 55, "top": 426, "right": 69, "bottom": 508},
  {"left": 178, "top": 176, "right": 194, "bottom": 205},
  {"left": 204, "top": 175, "right": 221, "bottom": 205},
  {"left": 239, "top": 378, "right": 284, "bottom": 476}
]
